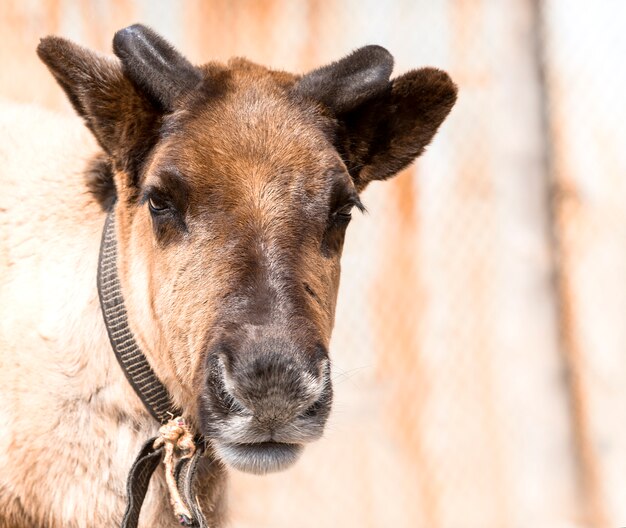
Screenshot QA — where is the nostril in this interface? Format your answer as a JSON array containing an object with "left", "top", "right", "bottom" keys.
[
  {"left": 218, "top": 385, "right": 246, "bottom": 414},
  {"left": 215, "top": 356, "right": 248, "bottom": 415},
  {"left": 298, "top": 379, "right": 332, "bottom": 420},
  {"left": 300, "top": 401, "right": 320, "bottom": 419}
]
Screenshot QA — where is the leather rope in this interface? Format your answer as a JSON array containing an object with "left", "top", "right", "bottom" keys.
[{"left": 97, "top": 207, "right": 209, "bottom": 527}]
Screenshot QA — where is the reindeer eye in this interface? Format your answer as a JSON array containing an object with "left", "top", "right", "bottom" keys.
[
  {"left": 334, "top": 204, "right": 354, "bottom": 223},
  {"left": 148, "top": 196, "right": 169, "bottom": 214}
]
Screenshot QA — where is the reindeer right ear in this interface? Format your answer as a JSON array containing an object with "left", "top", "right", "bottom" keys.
[
  {"left": 37, "top": 25, "right": 202, "bottom": 178},
  {"left": 37, "top": 36, "right": 156, "bottom": 177}
]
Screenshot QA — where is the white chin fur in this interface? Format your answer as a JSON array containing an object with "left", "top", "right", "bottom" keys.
[{"left": 214, "top": 441, "right": 304, "bottom": 475}]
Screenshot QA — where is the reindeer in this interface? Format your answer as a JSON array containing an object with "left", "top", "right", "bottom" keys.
[{"left": 0, "top": 24, "right": 456, "bottom": 528}]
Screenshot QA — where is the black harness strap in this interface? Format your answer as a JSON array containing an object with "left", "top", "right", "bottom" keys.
[
  {"left": 97, "top": 210, "right": 179, "bottom": 424},
  {"left": 97, "top": 208, "right": 208, "bottom": 528},
  {"left": 121, "top": 438, "right": 165, "bottom": 528}
]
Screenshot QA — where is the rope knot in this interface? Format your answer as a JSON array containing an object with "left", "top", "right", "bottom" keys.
[{"left": 153, "top": 417, "right": 198, "bottom": 526}]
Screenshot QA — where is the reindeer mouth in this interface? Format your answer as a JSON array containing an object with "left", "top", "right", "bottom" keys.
[{"left": 213, "top": 441, "right": 304, "bottom": 475}]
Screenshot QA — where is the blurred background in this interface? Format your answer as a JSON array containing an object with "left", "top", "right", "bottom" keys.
[{"left": 2, "top": 1, "right": 625, "bottom": 527}]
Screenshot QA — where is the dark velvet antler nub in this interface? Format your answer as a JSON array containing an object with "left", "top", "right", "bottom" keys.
[
  {"left": 113, "top": 24, "right": 202, "bottom": 111},
  {"left": 296, "top": 45, "right": 394, "bottom": 114}
]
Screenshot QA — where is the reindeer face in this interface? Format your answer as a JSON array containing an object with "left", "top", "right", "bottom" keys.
[
  {"left": 127, "top": 69, "right": 355, "bottom": 472},
  {"left": 38, "top": 25, "right": 456, "bottom": 474}
]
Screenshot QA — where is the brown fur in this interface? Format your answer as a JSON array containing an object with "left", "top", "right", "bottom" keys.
[{"left": 0, "top": 24, "right": 456, "bottom": 527}]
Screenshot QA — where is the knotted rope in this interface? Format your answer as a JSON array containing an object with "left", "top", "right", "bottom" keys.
[{"left": 153, "top": 417, "right": 197, "bottom": 526}]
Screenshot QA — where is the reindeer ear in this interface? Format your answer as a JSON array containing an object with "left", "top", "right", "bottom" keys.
[
  {"left": 37, "top": 25, "right": 201, "bottom": 178},
  {"left": 297, "top": 49, "right": 457, "bottom": 191},
  {"left": 338, "top": 67, "right": 457, "bottom": 190},
  {"left": 37, "top": 36, "right": 156, "bottom": 177}
]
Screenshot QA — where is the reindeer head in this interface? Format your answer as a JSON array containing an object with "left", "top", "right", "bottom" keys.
[{"left": 38, "top": 25, "right": 456, "bottom": 474}]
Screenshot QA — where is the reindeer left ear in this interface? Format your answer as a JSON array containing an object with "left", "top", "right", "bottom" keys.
[
  {"left": 341, "top": 67, "right": 457, "bottom": 190},
  {"left": 297, "top": 48, "right": 457, "bottom": 191}
]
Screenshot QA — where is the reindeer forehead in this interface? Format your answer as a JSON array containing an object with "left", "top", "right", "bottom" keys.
[
  {"left": 180, "top": 65, "right": 335, "bottom": 161},
  {"left": 147, "top": 70, "right": 347, "bottom": 205}
]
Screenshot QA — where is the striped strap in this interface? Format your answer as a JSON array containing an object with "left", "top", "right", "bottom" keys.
[{"left": 97, "top": 208, "right": 180, "bottom": 424}]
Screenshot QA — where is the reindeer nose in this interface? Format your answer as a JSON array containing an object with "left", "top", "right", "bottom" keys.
[
  {"left": 218, "top": 344, "right": 328, "bottom": 426},
  {"left": 200, "top": 337, "right": 332, "bottom": 474}
]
